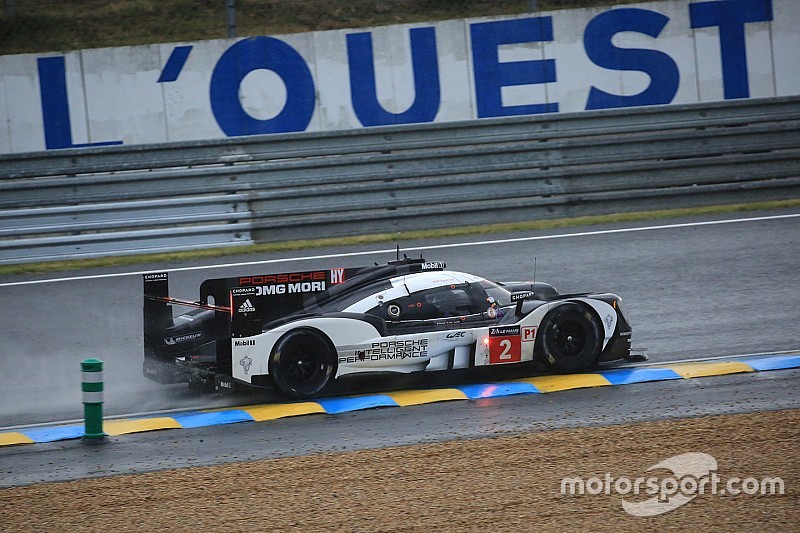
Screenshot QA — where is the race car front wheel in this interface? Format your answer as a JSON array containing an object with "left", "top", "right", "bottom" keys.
[
  {"left": 269, "top": 329, "right": 336, "bottom": 399},
  {"left": 537, "top": 303, "right": 602, "bottom": 373}
]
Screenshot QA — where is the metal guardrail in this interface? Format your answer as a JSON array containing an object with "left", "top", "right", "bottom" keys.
[{"left": 1, "top": 96, "right": 799, "bottom": 265}]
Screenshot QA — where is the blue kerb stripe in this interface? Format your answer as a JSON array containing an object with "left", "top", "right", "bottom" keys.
[
  {"left": 157, "top": 45, "right": 193, "bottom": 83},
  {"left": 23, "top": 424, "right": 84, "bottom": 443},
  {"left": 11, "top": 353, "right": 800, "bottom": 446},
  {"left": 736, "top": 354, "right": 800, "bottom": 371},
  {"left": 172, "top": 410, "right": 253, "bottom": 429},
  {"left": 599, "top": 367, "right": 683, "bottom": 386},
  {"left": 316, "top": 395, "right": 398, "bottom": 415},
  {"left": 457, "top": 382, "right": 539, "bottom": 399}
]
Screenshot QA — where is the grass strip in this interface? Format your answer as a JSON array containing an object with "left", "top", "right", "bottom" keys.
[{"left": 1, "top": 199, "right": 798, "bottom": 277}]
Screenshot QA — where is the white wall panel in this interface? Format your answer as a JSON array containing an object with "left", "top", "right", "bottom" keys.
[
  {"left": 374, "top": 24, "right": 414, "bottom": 114},
  {"left": 81, "top": 44, "right": 167, "bottom": 145},
  {"left": 496, "top": 32, "right": 550, "bottom": 111},
  {"left": 159, "top": 39, "right": 230, "bottom": 142},
  {"left": 772, "top": 0, "right": 800, "bottom": 96},
  {"left": 744, "top": 21, "right": 776, "bottom": 98},
  {"left": 313, "top": 28, "right": 358, "bottom": 131},
  {"left": 63, "top": 52, "right": 90, "bottom": 144},
  {"left": 275, "top": 31, "right": 320, "bottom": 133},
  {"left": 0, "top": 65, "right": 10, "bottom": 153},
  {"left": 692, "top": 0, "right": 777, "bottom": 102},
  {"left": 431, "top": 20, "right": 473, "bottom": 123},
  {"left": 693, "top": 23, "right": 725, "bottom": 102},
  {"left": 620, "top": 1, "right": 698, "bottom": 104},
  {"left": 0, "top": 54, "right": 45, "bottom": 153},
  {"left": 548, "top": 7, "right": 608, "bottom": 113}
]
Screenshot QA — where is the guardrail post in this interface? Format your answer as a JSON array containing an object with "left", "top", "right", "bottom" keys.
[
  {"left": 226, "top": 0, "right": 236, "bottom": 38},
  {"left": 81, "top": 358, "right": 107, "bottom": 442}
]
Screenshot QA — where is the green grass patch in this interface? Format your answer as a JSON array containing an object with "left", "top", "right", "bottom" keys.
[
  {"left": 2, "top": 0, "right": 658, "bottom": 55},
  {"left": 2, "top": 199, "right": 798, "bottom": 277}
]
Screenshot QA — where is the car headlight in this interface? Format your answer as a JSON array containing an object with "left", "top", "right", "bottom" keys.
[{"left": 614, "top": 296, "right": 631, "bottom": 326}]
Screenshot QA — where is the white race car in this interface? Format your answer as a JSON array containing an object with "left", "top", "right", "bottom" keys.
[{"left": 143, "top": 258, "right": 633, "bottom": 398}]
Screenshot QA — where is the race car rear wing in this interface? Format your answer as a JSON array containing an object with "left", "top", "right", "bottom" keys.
[{"left": 143, "top": 269, "right": 345, "bottom": 373}]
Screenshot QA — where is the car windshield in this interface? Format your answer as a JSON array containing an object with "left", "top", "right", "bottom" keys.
[{"left": 479, "top": 279, "right": 512, "bottom": 306}]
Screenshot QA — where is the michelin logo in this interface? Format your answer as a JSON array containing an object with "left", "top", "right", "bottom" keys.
[{"left": 164, "top": 331, "right": 202, "bottom": 346}]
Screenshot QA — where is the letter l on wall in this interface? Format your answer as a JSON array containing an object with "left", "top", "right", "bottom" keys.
[{"left": 37, "top": 56, "right": 123, "bottom": 150}]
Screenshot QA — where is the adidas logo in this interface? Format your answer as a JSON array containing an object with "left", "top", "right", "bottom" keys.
[{"left": 238, "top": 299, "right": 255, "bottom": 313}]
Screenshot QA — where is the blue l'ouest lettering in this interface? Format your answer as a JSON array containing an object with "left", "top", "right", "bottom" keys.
[
  {"left": 470, "top": 17, "right": 558, "bottom": 118},
  {"left": 210, "top": 36, "right": 315, "bottom": 136},
  {"left": 347, "top": 27, "right": 441, "bottom": 127},
  {"left": 690, "top": 0, "right": 773, "bottom": 100},
  {"left": 37, "top": 56, "right": 123, "bottom": 150},
  {"left": 584, "top": 8, "right": 679, "bottom": 110}
]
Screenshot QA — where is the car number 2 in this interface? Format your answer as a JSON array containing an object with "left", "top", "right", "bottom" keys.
[
  {"left": 489, "top": 334, "right": 521, "bottom": 364},
  {"left": 498, "top": 339, "right": 513, "bottom": 359}
]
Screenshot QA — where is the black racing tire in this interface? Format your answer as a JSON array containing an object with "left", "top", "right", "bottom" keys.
[
  {"left": 536, "top": 303, "right": 603, "bottom": 373},
  {"left": 269, "top": 329, "right": 336, "bottom": 399}
]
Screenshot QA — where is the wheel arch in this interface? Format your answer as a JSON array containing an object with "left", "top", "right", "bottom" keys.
[
  {"left": 269, "top": 325, "right": 339, "bottom": 369},
  {"left": 535, "top": 300, "right": 606, "bottom": 372},
  {"left": 563, "top": 298, "right": 616, "bottom": 349},
  {"left": 267, "top": 326, "right": 340, "bottom": 398}
]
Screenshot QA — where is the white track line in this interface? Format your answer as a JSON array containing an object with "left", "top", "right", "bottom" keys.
[
  {"left": 2, "top": 212, "right": 798, "bottom": 288},
  {"left": 2, "top": 349, "right": 798, "bottom": 433}
]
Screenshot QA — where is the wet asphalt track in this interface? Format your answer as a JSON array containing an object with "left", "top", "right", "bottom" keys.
[
  {"left": 0, "top": 209, "right": 798, "bottom": 484},
  {"left": 2, "top": 368, "right": 799, "bottom": 487}
]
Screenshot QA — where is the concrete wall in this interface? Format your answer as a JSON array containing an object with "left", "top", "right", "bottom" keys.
[{"left": 1, "top": 0, "right": 797, "bottom": 154}]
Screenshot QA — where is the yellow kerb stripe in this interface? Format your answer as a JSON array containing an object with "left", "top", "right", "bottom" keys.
[
  {"left": 242, "top": 402, "right": 326, "bottom": 422},
  {"left": 667, "top": 361, "right": 755, "bottom": 378},
  {"left": 0, "top": 432, "right": 35, "bottom": 446},
  {"left": 521, "top": 373, "right": 612, "bottom": 392},
  {"left": 104, "top": 417, "right": 183, "bottom": 436},
  {"left": 387, "top": 388, "right": 469, "bottom": 406}
]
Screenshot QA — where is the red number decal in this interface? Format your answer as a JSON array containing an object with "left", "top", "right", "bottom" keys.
[{"left": 489, "top": 334, "right": 521, "bottom": 364}]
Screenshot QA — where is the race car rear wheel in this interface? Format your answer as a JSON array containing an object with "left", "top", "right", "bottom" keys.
[
  {"left": 269, "top": 329, "right": 336, "bottom": 399},
  {"left": 537, "top": 303, "right": 602, "bottom": 373}
]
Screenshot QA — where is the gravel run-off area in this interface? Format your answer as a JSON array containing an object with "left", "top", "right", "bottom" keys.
[{"left": 1, "top": 409, "right": 797, "bottom": 531}]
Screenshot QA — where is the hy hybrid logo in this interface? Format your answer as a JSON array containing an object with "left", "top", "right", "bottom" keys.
[
  {"left": 238, "top": 299, "right": 255, "bottom": 313},
  {"left": 561, "top": 452, "right": 784, "bottom": 517}
]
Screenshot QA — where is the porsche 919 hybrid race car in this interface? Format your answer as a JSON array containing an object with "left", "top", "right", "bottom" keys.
[{"left": 143, "top": 258, "right": 634, "bottom": 399}]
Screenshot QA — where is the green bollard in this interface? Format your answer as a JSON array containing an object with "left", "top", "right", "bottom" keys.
[{"left": 81, "top": 358, "right": 107, "bottom": 442}]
